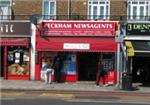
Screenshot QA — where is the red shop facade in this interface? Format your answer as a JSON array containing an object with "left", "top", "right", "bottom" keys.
[
  {"left": 35, "top": 21, "right": 118, "bottom": 84},
  {"left": 0, "top": 21, "right": 31, "bottom": 80}
]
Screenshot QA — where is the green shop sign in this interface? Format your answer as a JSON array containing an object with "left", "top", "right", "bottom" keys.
[{"left": 126, "top": 23, "right": 150, "bottom": 35}]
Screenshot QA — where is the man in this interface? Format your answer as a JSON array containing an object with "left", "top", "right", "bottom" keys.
[
  {"left": 52, "top": 53, "right": 63, "bottom": 83},
  {"left": 96, "top": 61, "right": 105, "bottom": 86},
  {"left": 43, "top": 59, "right": 54, "bottom": 84}
]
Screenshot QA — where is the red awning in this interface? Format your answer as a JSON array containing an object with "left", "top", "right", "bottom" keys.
[
  {"left": 0, "top": 38, "right": 29, "bottom": 46},
  {"left": 37, "top": 37, "right": 117, "bottom": 52}
]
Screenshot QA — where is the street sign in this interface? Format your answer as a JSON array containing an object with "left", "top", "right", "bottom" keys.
[
  {"left": 115, "top": 34, "right": 124, "bottom": 43},
  {"left": 125, "top": 41, "right": 134, "bottom": 56}
]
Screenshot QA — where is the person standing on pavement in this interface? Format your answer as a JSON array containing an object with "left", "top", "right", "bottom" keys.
[
  {"left": 96, "top": 61, "right": 105, "bottom": 86},
  {"left": 45, "top": 59, "right": 54, "bottom": 84},
  {"left": 52, "top": 53, "right": 63, "bottom": 83},
  {"left": 41, "top": 59, "right": 47, "bottom": 81}
]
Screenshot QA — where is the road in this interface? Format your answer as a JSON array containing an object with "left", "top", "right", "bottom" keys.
[
  {"left": 1, "top": 98, "right": 149, "bottom": 105},
  {"left": 1, "top": 90, "right": 150, "bottom": 105}
]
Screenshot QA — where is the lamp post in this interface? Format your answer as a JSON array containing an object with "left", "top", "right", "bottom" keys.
[
  {"left": 115, "top": 29, "right": 123, "bottom": 89},
  {"left": 116, "top": 21, "right": 133, "bottom": 90},
  {"left": 115, "top": 21, "right": 128, "bottom": 89}
]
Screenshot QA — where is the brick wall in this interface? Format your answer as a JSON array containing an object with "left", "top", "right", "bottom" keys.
[
  {"left": 57, "top": 0, "right": 87, "bottom": 20},
  {"left": 11, "top": 0, "right": 126, "bottom": 21},
  {"left": 110, "top": 0, "right": 127, "bottom": 20},
  {"left": 70, "top": 0, "right": 87, "bottom": 16},
  {"left": 57, "top": 0, "right": 68, "bottom": 15},
  {"left": 12, "top": 0, "right": 42, "bottom": 20}
]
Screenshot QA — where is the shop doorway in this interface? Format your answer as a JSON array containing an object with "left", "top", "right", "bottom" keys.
[
  {"left": 78, "top": 52, "right": 99, "bottom": 81},
  {"left": 132, "top": 56, "right": 150, "bottom": 86},
  {"left": 0, "top": 47, "right": 4, "bottom": 77}
]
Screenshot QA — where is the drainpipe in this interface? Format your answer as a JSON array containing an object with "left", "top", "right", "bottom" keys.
[{"left": 68, "top": 0, "right": 71, "bottom": 19}]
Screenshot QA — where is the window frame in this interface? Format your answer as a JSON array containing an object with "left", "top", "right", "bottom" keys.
[
  {"left": 0, "top": 0, "right": 12, "bottom": 20},
  {"left": 127, "top": 0, "right": 150, "bottom": 20},
  {"left": 42, "top": 0, "right": 56, "bottom": 20},
  {"left": 88, "top": 0, "right": 110, "bottom": 20}
]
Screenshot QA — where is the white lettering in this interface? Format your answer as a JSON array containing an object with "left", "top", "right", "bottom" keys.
[
  {"left": 5, "top": 25, "right": 9, "bottom": 32},
  {"left": 0, "top": 25, "right": 3, "bottom": 32},
  {"left": 74, "top": 23, "right": 113, "bottom": 29},
  {"left": 44, "top": 23, "right": 72, "bottom": 29},
  {"left": 10, "top": 25, "right": 14, "bottom": 32},
  {"left": 44, "top": 22, "right": 113, "bottom": 29},
  {"left": 0, "top": 24, "right": 14, "bottom": 33}
]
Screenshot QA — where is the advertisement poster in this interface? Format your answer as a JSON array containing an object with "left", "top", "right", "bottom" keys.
[
  {"left": 15, "top": 52, "right": 20, "bottom": 63},
  {"left": 103, "top": 54, "right": 114, "bottom": 71},
  {"left": 23, "top": 54, "right": 29, "bottom": 61},
  {"left": 61, "top": 53, "right": 76, "bottom": 75},
  {"left": 8, "top": 52, "right": 14, "bottom": 62}
]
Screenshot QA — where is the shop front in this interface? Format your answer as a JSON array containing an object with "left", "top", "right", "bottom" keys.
[
  {"left": 125, "top": 22, "right": 150, "bottom": 85},
  {"left": 0, "top": 21, "right": 31, "bottom": 80},
  {"left": 35, "top": 21, "right": 118, "bottom": 84}
]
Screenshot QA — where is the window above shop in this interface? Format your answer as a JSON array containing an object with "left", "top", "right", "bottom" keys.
[
  {"left": 88, "top": 0, "right": 110, "bottom": 20},
  {"left": 43, "top": 0, "right": 56, "bottom": 20},
  {"left": 127, "top": 0, "right": 150, "bottom": 21},
  {"left": 0, "top": 0, "right": 11, "bottom": 20}
]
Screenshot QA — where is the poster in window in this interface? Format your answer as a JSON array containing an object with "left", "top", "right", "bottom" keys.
[
  {"left": 15, "top": 52, "right": 20, "bottom": 63},
  {"left": 23, "top": 54, "right": 29, "bottom": 61},
  {"left": 103, "top": 54, "right": 114, "bottom": 71},
  {"left": 8, "top": 52, "right": 14, "bottom": 62},
  {"left": 67, "top": 62, "right": 76, "bottom": 75},
  {"left": 61, "top": 61, "right": 76, "bottom": 75}
]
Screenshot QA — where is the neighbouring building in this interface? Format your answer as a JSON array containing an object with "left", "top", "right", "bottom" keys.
[
  {"left": 0, "top": 21, "right": 31, "bottom": 80},
  {"left": 1, "top": 0, "right": 150, "bottom": 87}
]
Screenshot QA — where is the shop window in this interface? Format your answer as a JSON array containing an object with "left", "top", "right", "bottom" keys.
[
  {"left": 102, "top": 53, "right": 115, "bottom": 72},
  {"left": 7, "top": 47, "right": 30, "bottom": 76},
  {"left": 61, "top": 52, "right": 76, "bottom": 75},
  {"left": 88, "top": 0, "right": 110, "bottom": 20},
  {"left": 127, "top": 0, "right": 150, "bottom": 20},
  {"left": 43, "top": 0, "right": 56, "bottom": 20},
  {"left": 0, "top": 0, "right": 11, "bottom": 20}
]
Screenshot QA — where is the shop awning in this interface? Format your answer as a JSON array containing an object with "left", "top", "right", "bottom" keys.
[
  {"left": 0, "top": 38, "right": 30, "bottom": 46},
  {"left": 125, "top": 41, "right": 150, "bottom": 56},
  {"left": 36, "top": 37, "right": 117, "bottom": 52}
]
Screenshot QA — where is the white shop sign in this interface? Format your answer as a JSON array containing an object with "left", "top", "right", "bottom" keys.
[{"left": 63, "top": 43, "right": 90, "bottom": 50}]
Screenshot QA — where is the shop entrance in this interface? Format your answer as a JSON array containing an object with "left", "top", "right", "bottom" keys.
[
  {"left": 0, "top": 47, "right": 4, "bottom": 77},
  {"left": 132, "top": 56, "right": 150, "bottom": 86},
  {"left": 78, "top": 52, "right": 98, "bottom": 81}
]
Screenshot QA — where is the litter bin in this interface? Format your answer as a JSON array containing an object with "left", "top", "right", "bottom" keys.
[{"left": 122, "top": 72, "right": 133, "bottom": 90}]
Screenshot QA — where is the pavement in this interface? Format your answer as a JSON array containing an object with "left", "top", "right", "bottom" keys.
[
  {"left": 1, "top": 78, "right": 150, "bottom": 104},
  {"left": 1, "top": 77, "right": 150, "bottom": 93}
]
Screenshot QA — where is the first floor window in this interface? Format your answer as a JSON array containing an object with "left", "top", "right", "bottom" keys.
[
  {"left": 0, "top": 0, "right": 11, "bottom": 20},
  {"left": 88, "top": 0, "right": 110, "bottom": 20},
  {"left": 127, "top": 0, "right": 150, "bottom": 20},
  {"left": 43, "top": 0, "right": 56, "bottom": 20}
]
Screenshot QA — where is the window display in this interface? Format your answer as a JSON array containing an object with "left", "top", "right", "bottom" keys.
[
  {"left": 7, "top": 47, "right": 30, "bottom": 76},
  {"left": 61, "top": 53, "right": 76, "bottom": 75},
  {"left": 102, "top": 53, "right": 114, "bottom": 71}
]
